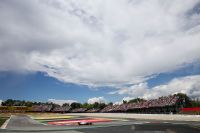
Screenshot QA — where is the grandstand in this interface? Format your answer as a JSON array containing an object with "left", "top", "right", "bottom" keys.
[
  {"left": 32, "top": 104, "right": 52, "bottom": 112},
  {"left": 71, "top": 108, "right": 88, "bottom": 113},
  {"left": 52, "top": 106, "right": 71, "bottom": 113},
  {"left": 0, "top": 95, "right": 183, "bottom": 114},
  {"left": 86, "top": 108, "right": 100, "bottom": 113},
  {"left": 100, "top": 95, "right": 181, "bottom": 114}
]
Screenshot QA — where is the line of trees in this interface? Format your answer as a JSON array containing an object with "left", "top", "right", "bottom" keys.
[{"left": 1, "top": 99, "right": 107, "bottom": 110}]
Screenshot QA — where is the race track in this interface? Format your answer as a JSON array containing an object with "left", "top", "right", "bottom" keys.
[{"left": 0, "top": 114, "right": 200, "bottom": 133}]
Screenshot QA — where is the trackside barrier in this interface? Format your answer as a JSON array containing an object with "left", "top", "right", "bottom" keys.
[{"left": 181, "top": 107, "right": 200, "bottom": 115}]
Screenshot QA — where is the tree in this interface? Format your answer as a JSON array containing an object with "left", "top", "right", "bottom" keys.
[
  {"left": 62, "top": 103, "right": 70, "bottom": 107},
  {"left": 174, "top": 93, "right": 191, "bottom": 107},
  {"left": 128, "top": 98, "right": 145, "bottom": 103},
  {"left": 2, "top": 99, "right": 14, "bottom": 106},
  {"left": 108, "top": 102, "right": 113, "bottom": 106},
  {"left": 81, "top": 103, "right": 90, "bottom": 109},
  {"left": 191, "top": 100, "right": 200, "bottom": 107},
  {"left": 25, "top": 101, "right": 33, "bottom": 107},
  {"left": 98, "top": 103, "right": 106, "bottom": 109},
  {"left": 70, "top": 102, "right": 81, "bottom": 109},
  {"left": 123, "top": 100, "right": 127, "bottom": 104},
  {"left": 93, "top": 102, "right": 99, "bottom": 108}
]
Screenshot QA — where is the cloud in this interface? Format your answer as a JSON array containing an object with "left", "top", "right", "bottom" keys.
[
  {"left": 113, "top": 101, "right": 122, "bottom": 105},
  {"left": 48, "top": 99, "right": 78, "bottom": 105},
  {"left": 109, "top": 75, "right": 200, "bottom": 99},
  {"left": 114, "top": 97, "right": 138, "bottom": 105},
  {"left": 109, "top": 82, "right": 148, "bottom": 95},
  {"left": 0, "top": 0, "right": 200, "bottom": 86},
  {"left": 0, "top": 100, "right": 2, "bottom": 106},
  {"left": 122, "top": 97, "right": 136, "bottom": 102},
  {"left": 88, "top": 97, "right": 106, "bottom": 104}
]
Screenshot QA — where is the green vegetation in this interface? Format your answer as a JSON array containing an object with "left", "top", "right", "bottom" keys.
[
  {"left": 70, "top": 102, "right": 81, "bottom": 109},
  {"left": 69, "top": 102, "right": 106, "bottom": 110},
  {"left": 174, "top": 93, "right": 200, "bottom": 107},
  {"left": 2, "top": 99, "right": 35, "bottom": 107},
  {"left": 0, "top": 117, "right": 6, "bottom": 127},
  {"left": 128, "top": 98, "right": 145, "bottom": 104},
  {"left": 191, "top": 100, "right": 200, "bottom": 107},
  {"left": 81, "top": 102, "right": 106, "bottom": 110}
]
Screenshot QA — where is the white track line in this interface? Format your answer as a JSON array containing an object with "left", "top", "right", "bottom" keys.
[{"left": 1, "top": 115, "right": 12, "bottom": 129}]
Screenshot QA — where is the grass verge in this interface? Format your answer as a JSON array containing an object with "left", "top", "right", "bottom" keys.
[{"left": 0, "top": 117, "right": 7, "bottom": 127}]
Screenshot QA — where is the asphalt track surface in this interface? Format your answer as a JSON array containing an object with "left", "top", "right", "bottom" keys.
[{"left": 1, "top": 115, "right": 200, "bottom": 133}]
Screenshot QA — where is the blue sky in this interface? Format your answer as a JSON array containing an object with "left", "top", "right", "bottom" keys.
[
  {"left": 0, "top": 0, "right": 200, "bottom": 104},
  {"left": 0, "top": 62, "right": 200, "bottom": 103},
  {"left": 0, "top": 71, "right": 123, "bottom": 103},
  {"left": 147, "top": 62, "right": 200, "bottom": 88}
]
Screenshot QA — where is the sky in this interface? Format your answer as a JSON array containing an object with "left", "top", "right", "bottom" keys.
[{"left": 0, "top": 0, "right": 200, "bottom": 105}]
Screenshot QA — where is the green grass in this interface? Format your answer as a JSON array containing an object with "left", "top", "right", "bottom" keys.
[{"left": 0, "top": 118, "right": 7, "bottom": 127}]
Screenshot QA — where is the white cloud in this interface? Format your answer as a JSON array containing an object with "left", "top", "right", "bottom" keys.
[
  {"left": 0, "top": 0, "right": 200, "bottom": 86},
  {"left": 114, "top": 101, "right": 123, "bottom": 105},
  {"left": 0, "top": 100, "right": 2, "bottom": 106},
  {"left": 88, "top": 97, "right": 106, "bottom": 104},
  {"left": 110, "top": 75, "right": 200, "bottom": 99},
  {"left": 109, "top": 83, "right": 148, "bottom": 95},
  {"left": 114, "top": 97, "right": 137, "bottom": 105},
  {"left": 122, "top": 97, "right": 136, "bottom": 102},
  {"left": 48, "top": 99, "right": 78, "bottom": 105}
]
